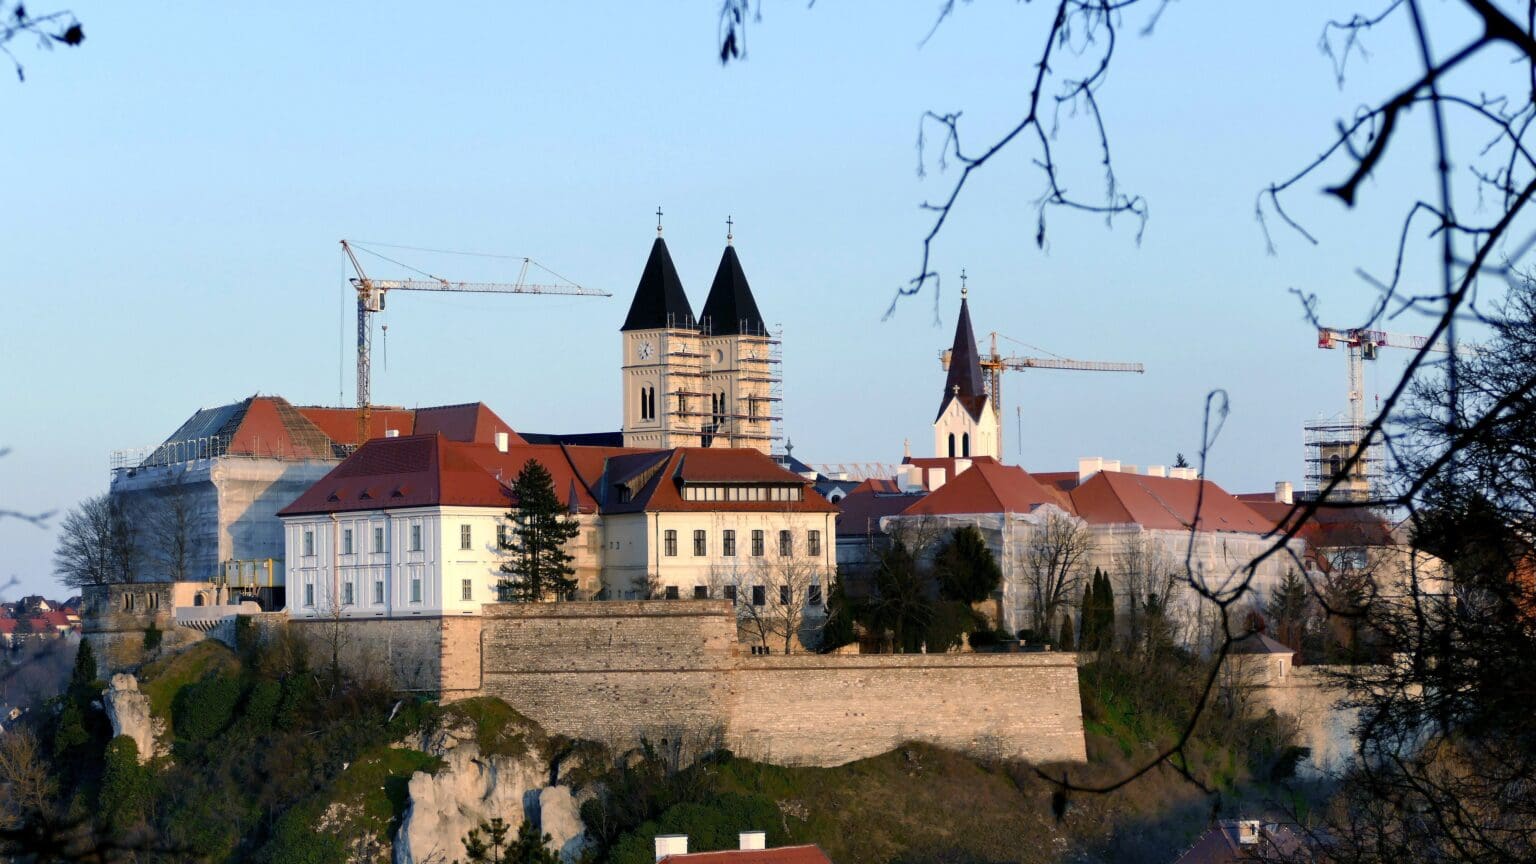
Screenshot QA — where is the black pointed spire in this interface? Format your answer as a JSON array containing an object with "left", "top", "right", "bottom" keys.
[
  {"left": 701, "top": 240, "right": 767, "bottom": 337},
  {"left": 945, "top": 288, "right": 985, "bottom": 399},
  {"left": 622, "top": 235, "right": 696, "bottom": 331}
]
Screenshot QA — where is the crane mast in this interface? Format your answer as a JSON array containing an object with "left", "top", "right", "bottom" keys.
[
  {"left": 339, "top": 239, "right": 610, "bottom": 448},
  {"left": 1316, "top": 327, "right": 1451, "bottom": 429}
]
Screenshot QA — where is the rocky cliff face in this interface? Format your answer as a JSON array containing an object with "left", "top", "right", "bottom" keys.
[
  {"left": 393, "top": 719, "right": 591, "bottom": 864},
  {"left": 102, "top": 673, "right": 164, "bottom": 763}
]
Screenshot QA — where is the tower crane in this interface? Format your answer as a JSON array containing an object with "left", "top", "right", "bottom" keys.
[
  {"left": 341, "top": 239, "right": 611, "bottom": 446},
  {"left": 941, "top": 331, "right": 1144, "bottom": 416},
  {"left": 1316, "top": 327, "right": 1451, "bottom": 430},
  {"left": 941, "top": 331, "right": 1144, "bottom": 454}
]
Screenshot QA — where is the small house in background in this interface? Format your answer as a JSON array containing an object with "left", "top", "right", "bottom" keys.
[
  {"left": 1172, "top": 819, "right": 1305, "bottom": 863},
  {"left": 654, "top": 831, "right": 832, "bottom": 864}
]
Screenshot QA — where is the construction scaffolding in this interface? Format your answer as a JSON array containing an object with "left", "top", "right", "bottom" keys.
[{"left": 1303, "top": 418, "right": 1382, "bottom": 503}]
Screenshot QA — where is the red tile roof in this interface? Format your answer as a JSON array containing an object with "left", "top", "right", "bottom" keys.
[
  {"left": 412, "top": 403, "right": 525, "bottom": 447},
  {"left": 294, "top": 405, "right": 417, "bottom": 448},
  {"left": 659, "top": 846, "right": 832, "bottom": 864},
  {"left": 899, "top": 461, "right": 1071, "bottom": 517},
  {"left": 278, "top": 434, "right": 512, "bottom": 516},
  {"left": 835, "top": 480, "right": 928, "bottom": 537},
  {"left": 279, "top": 437, "right": 834, "bottom": 518},
  {"left": 1069, "top": 472, "right": 1273, "bottom": 533}
]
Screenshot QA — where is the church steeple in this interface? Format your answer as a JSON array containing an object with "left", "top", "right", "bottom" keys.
[
  {"left": 701, "top": 232, "right": 766, "bottom": 337},
  {"left": 941, "top": 280, "right": 986, "bottom": 409},
  {"left": 621, "top": 235, "right": 696, "bottom": 332},
  {"left": 932, "top": 275, "right": 1000, "bottom": 460}
]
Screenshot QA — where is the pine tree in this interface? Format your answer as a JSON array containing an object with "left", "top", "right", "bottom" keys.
[
  {"left": 1058, "top": 612, "right": 1075, "bottom": 652},
  {"left": 1095, "top": 569, "right": 1116, "bottom": 651},
  {"left": 1080, "top": 576, "right": 1098, "bottom": 650},
  {"left": 497, "top": 460, "right": 582, "bottom": 602},
  {"left": 935, "top": 525, "right": 1003, "bottom": 604}
]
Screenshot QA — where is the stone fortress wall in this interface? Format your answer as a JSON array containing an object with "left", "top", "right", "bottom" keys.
[
  {"left": 86, "top": 587, "right": 1087, "bottom": 768},
  {"left": 295, "top": 600, "right": 1088, "bottom": 768}
]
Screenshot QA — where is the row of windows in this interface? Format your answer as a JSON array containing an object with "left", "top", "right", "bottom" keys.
[
  {"left": 659, "top": 584, "right": 824, "bottom": 606},
  {"left": 301, "top": 574, "right": 476, "bottom": 608},
  {"left": 663, "top": 529, "right": 821, "bottom": 558},
  {"left": 303, "top": 524, "right": 421, "bottom": 557},
  {"left": 680, "top": 484, "right": 804, "bottom": 502}
]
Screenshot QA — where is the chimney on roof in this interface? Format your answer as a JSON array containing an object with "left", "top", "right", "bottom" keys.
[
  {"left": 1122, "top": 464, "right": 1138, "bottom": 475},
  {"left": 1101, "top": 459, "right": 1121, "bottom": 473},
  {"left": 1170, "top": 467, "right": 1197, "bottom": 481},
  {"left": 739, "top": 831, "right": 766, "bottom": 851},
  {"left": 1275, "top": 481, "right": 1294, "bottom": 504},
  {"left": 1146, "top": 465, "right": 1167, "bottom": 477},
  {"left": 496, "top": 431, "right": 510, "bottom": 453},
  {"left": 654, "top": 835, "right": 688, "bottom": 862},
  {"left": 901, "top": 464, "right": 924, "bottom": 493},
  {"left": 1236, "top": 820, "right": 1261, "bottom": 845},
  {"left": 385, "top": 428, "right": 400, "bottom": 438},
  {"left": 953, "top": 458, "right": 972, "bottom": 477},
  {"left": 929, "top": 467, "right": 947, "bottom": 491},
  {"left": 1078, "top": 457, "right": 1103, "bottom": 482}
]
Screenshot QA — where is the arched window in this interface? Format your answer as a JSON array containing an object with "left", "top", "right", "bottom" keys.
[
  {"left": 649, "top": 387, "right": 657, "bottom": 419},
  {"left": 948, "top": 433, "right": 956, "bottom": 458},
  {"left": 1329, "top": 454, "right": 1342, "bottom": 478},
  {"left": 962, "top": 433, "right": 970, "bottom": 457},
  {"left": 638, "top": 385, "right": 648, "bottom": 420}
]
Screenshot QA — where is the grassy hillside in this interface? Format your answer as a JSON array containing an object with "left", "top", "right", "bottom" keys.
[{"left": 3, "top": 636, "right": 1305, "bottom": 864}]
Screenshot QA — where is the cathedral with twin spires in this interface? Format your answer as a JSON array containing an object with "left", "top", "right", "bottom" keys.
[{"left": 620, "top": 218, "right": 779, "bottom": 453}]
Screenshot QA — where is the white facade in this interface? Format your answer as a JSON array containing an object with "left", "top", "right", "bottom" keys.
[
  {"left": 933, "top": 394, "right": 1000, "bottom": 461},
  {"left": 283, "top": 507, "right": 604, "bottom": 618},
  {"left": 600, "top": 509, "right": 838, "bottom": 602}
]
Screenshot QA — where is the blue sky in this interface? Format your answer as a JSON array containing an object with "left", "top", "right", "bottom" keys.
[{"left": 2, "top": 2, "right": 1462, "bottom": 596}]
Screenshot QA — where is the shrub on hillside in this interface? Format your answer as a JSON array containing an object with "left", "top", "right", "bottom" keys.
[
  {"left": 172, "top": 674, "right": 243, "bottom": 743},
  {"left": 608, "top": 793, "right": 786, "bottom": 864},
  {"left": 99, "top": 736, "right": 149, "bottom": 834}
]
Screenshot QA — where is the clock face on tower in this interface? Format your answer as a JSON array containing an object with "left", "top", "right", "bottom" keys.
[{"left": 637, "top": 340, "right": 654, "bottom": 361}]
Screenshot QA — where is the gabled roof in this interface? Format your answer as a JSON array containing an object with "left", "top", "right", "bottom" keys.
[
  {"left": 622, "top": 236, "right": 696, "bottom": 331},
  {"left": 141, "top": 395, "right": 340, "bottom": 465},
  {"left": 278, "top": 434, "right": 512, "bottom": 516},
  {"left": 900, "top": 461, "right": 1069, "bottom": 517},
  {"left": 937, "top": 293, "right": 988, "bottom": 421},
  {"left": 295, "top": 405, "right": 417, "bottom": 449},
  {"left": 700, "top": 244, "right": 767, "bottom": 336},
  {"left": 659, "top": 846, "right": 832, "bottom": 864},
  {"left": 412, "top": 403, "right": 523, "bottom": 447},
  {"left": 600, "top": 448, "right": 838, "bottom": 514},
  {"left": 835, "top": 481, "right": 927, "bottom": 537},
  {"left": 1070, "top": 471, "right": 1273, "bottom": 533}
]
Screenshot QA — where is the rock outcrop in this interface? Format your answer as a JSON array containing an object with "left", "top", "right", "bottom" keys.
[
  {"left": 537, "top": 786, "right": 590, "bottom": 863},
  {"left": 102, "top": 673, "right": 162, "bottom": 763}
]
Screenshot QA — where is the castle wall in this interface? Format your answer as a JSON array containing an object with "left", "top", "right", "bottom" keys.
[{"left": 475, "top": 601, "right": 1087, "bottom": 767}]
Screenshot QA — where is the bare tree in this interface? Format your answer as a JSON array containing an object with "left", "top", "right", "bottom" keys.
[
  {"left": 1112, "top": 532, "right": 1180, "bottom": 653},
  {"left": 143, "top": 470, "right": 196, "bottom": 583},
  {"left": 52, "top": 494, "right": 139, "bottom": 589},
  {"left": 0, "top": 727, "right": 53, "bottom": 833},
  {"left": 708, "top": 527, "right": 830, "bottom": 654},
  {"left": 1021, "top": 510, "right": 1094, "bottom": 636}
]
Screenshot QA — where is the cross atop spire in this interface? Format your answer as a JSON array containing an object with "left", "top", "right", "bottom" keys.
[
  {"left": 960, "top": 268, "right": 968, "bottom": 297},
  {"left": 656, "top": 205, "right": 664, "bottom": 236},
  {"left": 726, "top": 214, "right": 734, "bottom": 246}
]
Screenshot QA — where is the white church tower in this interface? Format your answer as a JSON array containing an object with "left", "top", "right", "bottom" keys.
[
  {"left": 934, "top": 283, "right": 1000, "bottom": 459},
  {"left": 699, "top": 220, "right": 775, "bottom": 454},
  {"left": 621, "top": 216, "right": 704, "bottom": 449}
]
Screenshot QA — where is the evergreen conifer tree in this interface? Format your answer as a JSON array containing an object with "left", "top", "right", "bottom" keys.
[
  {"left": 497, "top": 460, "right": 581, "bottom": 602},
  {"left": 1058, "top": 612, "right": 1075, "bottom": 652},
  {"left": 1095, "top": 569, "right": 1116, "bottom": 651},
  {"left": 934, "top": 525, "right": 1003, "bottom": 604},
  {"left": 1080, "top": 576, "right": 1098, "bottom": 650}
]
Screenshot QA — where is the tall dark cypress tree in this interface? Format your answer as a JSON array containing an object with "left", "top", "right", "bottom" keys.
[
  {"left": 1080, "top": 576, "right": 1098, "bottom": 650},
  {"left": 1096, "top": 569, "right": 1116, "bottom": 651},
  {"left": 1058, "top": 612, "right": 1075, "bottom": 652},
  {"left": 498, "top": 460, "right": 581, "bottom": 602}
]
